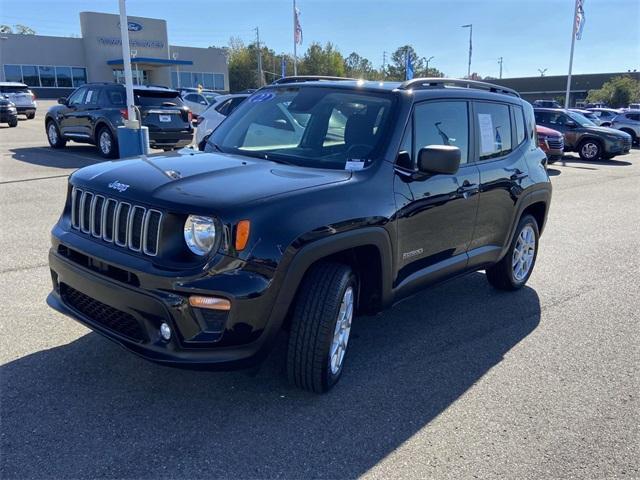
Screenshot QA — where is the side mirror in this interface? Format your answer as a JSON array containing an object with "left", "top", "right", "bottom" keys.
[
  {"left": 565, "top": 120, "right": 577, "bottom": 128},
  {"left": 417, "top": 145, "right": 461, "bottom": 175},
  {"left": 57, "top": 97, "right": 68, "bottom": 105}
]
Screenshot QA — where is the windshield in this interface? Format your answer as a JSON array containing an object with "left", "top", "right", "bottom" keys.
[
  {"left": 208, "top": 87, "right": 395, "bottom": 170},
  {"left": 203, "top": 93, "right": 219, "bottom": 103},
  {"left": 566, "top": 111, "right": 596, "bottom": 127}
]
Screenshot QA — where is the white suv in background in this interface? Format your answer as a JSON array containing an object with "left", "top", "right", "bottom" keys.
[
  {"left": 195, "top": 93, "right": 249, "bottom": 148},
  {"left": 181, "top": 89, "right": 220, "bottom": 117},
  {"left": 0, "top": 82, "right": 37, "bottom": 119}
]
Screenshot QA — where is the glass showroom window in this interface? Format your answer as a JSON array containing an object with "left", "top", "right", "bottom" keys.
[
  {"left": 39, "top": 66, "right": 56, "bottom": 87},
  {"left": 203, "top": 73, "right": 215, "bottom": 89},
  {"left": 179, "top": 71, "right": 191, "bottom": 88},
  {"left": 192, "top": 72, "right": 203, "bottom": 88},
  {"left": 214, "top": 73, "right": 225, "bottom": 90},
  {"left": 55, "top": 66, "right": 73, "bottom": 88},
  {"left": 72, "top": 67, "right": 87, "bottom": 87},
  {"left": 3, "top": 65, "right": 22, "bottom": 83},
  {"left": 171, "top": 71, "right": 178, "bottom": 89},
  {"left": 22, "top": 65, "right": 40, "bottom": 86}
]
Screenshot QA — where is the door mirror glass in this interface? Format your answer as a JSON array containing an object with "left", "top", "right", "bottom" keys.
[
  {"left": 565, "top": 120, "right": 577, "bottom": 128},
  {"left": 417, "top": 145, "right": 461, "bottom": 175},
  {"left": 58, "top": 97, "right": 68, "bottom": 105}
]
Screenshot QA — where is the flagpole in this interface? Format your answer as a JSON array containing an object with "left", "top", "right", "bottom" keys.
[
  {"left": 564, "top": 0, "right": 580, "bottom": 109},
  {"left": 293, "top": 0, "right": 298, "bottom": 76}
]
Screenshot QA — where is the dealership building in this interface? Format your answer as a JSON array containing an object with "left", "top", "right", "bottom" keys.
[{"left": 0, "top": 11, "right": 229, "bottom": 98}]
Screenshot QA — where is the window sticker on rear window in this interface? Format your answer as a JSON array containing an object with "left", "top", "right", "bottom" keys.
[
  {"left": 250, "top": 92, "right": 275, "bottom": 103},
  {"left": 478, "top": 113, "right": 495, "bottom": 155}
]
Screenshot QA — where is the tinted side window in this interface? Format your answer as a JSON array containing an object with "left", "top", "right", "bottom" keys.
[
  {"left": 106, "top": 89, "right": 125, "bottom": 106},
  {"left": 627, "top": 114, "right": 640, "bottom": 121},
  {"left": 414, "top": 101, "right": 469, "bottom": 164},
  {"left": 67, "top": 88, "right": 86, "bottom": 106},
  {"left": 84, "top": 88, "right": 100, "bottom": 105},
  {"left": 215, "top": 99, "right": 232, "bottom": 115},
  {"left": 228, "top": 97, "right": 246, "bottom": 113},
  {"left": 476, "top": 102, "right": 512, "bottom": 160},
  {"left": 185, "top": 94, "right": 199, "bottom": 102},
  {"left": 396, "top": 120, "right": 413, "bottom": 169},
  {"left": 512, "top": 105, "right": 526, "bottom": 146}
]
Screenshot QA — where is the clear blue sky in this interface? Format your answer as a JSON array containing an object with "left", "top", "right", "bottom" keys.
[{"left": 1, "top": 0, "right": 638, "bottom": 78}]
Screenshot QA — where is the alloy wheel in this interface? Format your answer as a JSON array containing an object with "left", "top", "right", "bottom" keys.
[
  {"left": 99, "top": 131, "right": 112, "bottom": 155},
  {"left": 48, "top": 123, "right": 58, "bottom": 144},
  {"left": 512, "top": 225, "right": 536, "bottom": 282},
  {"left": 581, "top": 142, "right": 599, "bottom": 159},
  {"left": 329, "top": 286, "right": 354, "bottom": 375}
]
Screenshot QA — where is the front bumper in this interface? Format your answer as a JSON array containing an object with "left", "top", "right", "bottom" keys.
[
  {"left": 15, "top": 106, "right": 36, "bottom": 115},
  {"left": 0, "top": 111, "right": 17, "bottom": 122},
  {"left": 47, "top": 230, "right": 283, "bottom": 370}
]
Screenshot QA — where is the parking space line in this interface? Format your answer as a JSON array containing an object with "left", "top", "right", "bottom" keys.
[{"left": 0, "top": 174, "right": 70, "bottom": 185}]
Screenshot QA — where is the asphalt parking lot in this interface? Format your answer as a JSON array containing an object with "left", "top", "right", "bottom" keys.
[{"left": 1, "top": 102, "right": 639, "bottom": 479}]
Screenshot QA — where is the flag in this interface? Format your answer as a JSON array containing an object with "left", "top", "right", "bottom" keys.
[
  {"left": 575, "top": 0, "right": 585, "bottom": 40},
  {"left": 294, "top": 5, "right": 303, "bottom": 45},
  {"left": 281, "top": 57, "right": 287, "bottom": 78},
  {"left": 405, "top": 52, "right": 414, "bottom": 80}
]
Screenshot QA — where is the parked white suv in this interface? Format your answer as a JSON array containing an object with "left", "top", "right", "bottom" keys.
[
  {"left": 0, "top": 82, "right": 37, "bottom": 119},
  {"left": 195, "top": 94, "right": 249, "bottom": 148},
  {"left": 181, "top": 89, "right": 220, "bottom": 117},
  {"left": 611, "top": 111, "right": 640, "bottom": 145}
]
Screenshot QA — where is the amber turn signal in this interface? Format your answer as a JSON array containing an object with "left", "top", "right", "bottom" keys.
[
  {"left": 189, "top": 295, "right": 231, "bottom": 311},
  {"left": 235, "top": 220, "right": 251, "bottom": 251}
]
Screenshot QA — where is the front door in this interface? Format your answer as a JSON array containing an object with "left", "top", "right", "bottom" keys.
[
  {"left": 394, "top": 100, "right": 479, "bottom": 295},
  {"left": 58, "top": 87, "right": 87, "bottom": 135}
]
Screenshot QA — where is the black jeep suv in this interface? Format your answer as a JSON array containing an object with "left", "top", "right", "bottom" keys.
[
  {"left": 45, "top": 83, "right": 194, "bottom": 158},
  {"left": 47, "top": 77, "right": 551, "bottom": 393}
]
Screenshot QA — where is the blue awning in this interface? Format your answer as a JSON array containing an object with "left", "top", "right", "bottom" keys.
[{"left": 107, "top": 57, "right": 193, "bottom": 66}]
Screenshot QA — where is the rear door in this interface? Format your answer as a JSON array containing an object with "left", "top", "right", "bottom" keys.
[{"left": 469, "top": 101, "right": 530, "bottom": 264}]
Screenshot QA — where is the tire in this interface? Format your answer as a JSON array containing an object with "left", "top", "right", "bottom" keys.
[
  {"left": 46, "top": 120, "right": 66, "bottom": 148},
  {"left": 486, "top": 214, "right": 539, "bottom": 291},
  {"left": 287, "top": 262, "right": 357, "bottom": 393},
  {"left": 26, "top": 112, "right": 35, "bottom": 120},
  {"left": 8, "top": 119, "right": 18, "bottom": 128},
  {"left": 577, "top": 139, "right": 602, "bottom": 160},
  {"left": 96, "top": 126, "right": 118, "bottom": 159}
]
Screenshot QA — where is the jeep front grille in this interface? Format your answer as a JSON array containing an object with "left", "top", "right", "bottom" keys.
[{"left": 71, "top": 187, "right": 162, "bottom": 256}]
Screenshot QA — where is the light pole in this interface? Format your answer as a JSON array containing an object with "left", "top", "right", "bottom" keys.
[
  {"left": 425, "top": 56, "right": 434, "bottom": 75},
  {"left": 461, "top": 24, "right": 472, "bottom": 78},
  {"left": 498, "top": 56, "right": 503, "bottom": 79}
]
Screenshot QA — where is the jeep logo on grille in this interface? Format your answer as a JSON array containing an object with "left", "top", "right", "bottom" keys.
[{"left": 108, "top": 180, "right": 130, "bottom": 192}]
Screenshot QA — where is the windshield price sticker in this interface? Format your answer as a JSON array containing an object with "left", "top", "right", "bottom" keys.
[
  {"left": 345, "top": 160, "right": 365, "bottom": 171},
  {"left": 250, "top": 92, "right": 276, "bottom": 103}
]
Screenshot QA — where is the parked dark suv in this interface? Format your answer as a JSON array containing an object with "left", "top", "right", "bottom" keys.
[
  {"left": 534, "top": 108, "right": 631, "bottom": 160},
  {"left": 45, "top": 83, "right": 194, "bottom": 158},
  {"left": 47, "top": 77, "right": 551, "bottom": 392}
]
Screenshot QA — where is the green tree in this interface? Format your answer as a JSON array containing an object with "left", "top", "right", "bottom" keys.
[
  {"left": 586, "top": 76, "right": 640, "bottom": 108},
  {"left": 14, "top": 24, "right": 36, "bottom": 35},
  {"left": 299, "top": 42, "right": 345, "bottom": 77},
  {"left": 0, "top": 25, "right": 13, "bottom": 34},
  {"left": 383, "top": 45, "right": 444, "bottom": 80},
  {"left": 344, "top": 52, "right": 374, "bottom": 79},
  {"left": 226, "top": 37, "right": 283, "bottom": 91}
]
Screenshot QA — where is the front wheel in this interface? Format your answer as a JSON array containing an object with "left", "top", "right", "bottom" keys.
[
  {"left": 486, "top": 215, "right": 539, "bottom": 291},
  {"left": 578, "top": 139, "right": 602, "bottom": 160},
  {"left": 287, "top": 262, "right": 357, "bottom": 393},
  {"left": 8, "top": 119, "right": 18, "bottom": 128},
  {"left": 46, "top": 121, "right": 66, "bottom": 148}
]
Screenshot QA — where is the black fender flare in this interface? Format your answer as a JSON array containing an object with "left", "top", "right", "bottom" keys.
[
  {"left": 266, "top": 227, "right": 394, "bottom": 329},
  {"left": 499, "top": 187, "right": 551, "bottom": 259}
]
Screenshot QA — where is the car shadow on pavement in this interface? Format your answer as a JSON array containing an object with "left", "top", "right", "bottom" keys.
[
  {"left": 10, "top": 146, "right": 107, "bottom": 169},
  {"left": 556, "top": 155, "right": 632, "bottom": 167},
  {"left": 1, "top": 273, "right": 540, "bottom": 479}
]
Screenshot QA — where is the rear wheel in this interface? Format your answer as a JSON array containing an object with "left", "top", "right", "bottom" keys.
[
  {"left": 578, "top": 139, "right": 602, "bottom": 160},
  {"left": 26, "top": 112, "right": 35, "bottom": 120},
  {"left": 97, "top": 127, "right": 117, "bottom": 158},
  {"left": 46, "top": 121, "right": 66, "bottom": 148},
  {"left": 287, "top": 262, "right": 357, "bottom": 393},
  {"left": 486, "top": 215, "right": 539, "bottom": 291}
]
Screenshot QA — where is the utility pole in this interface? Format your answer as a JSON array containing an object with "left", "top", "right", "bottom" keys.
[
  {"left": 564, "top": 0, "right": 580, "bottom": 108},
  {"left": 498, "top": 56, "right": 503, "bottom": 79},
  {"left": 461, "top": 24, "right": 472, "bottom": 78},
  {"left": 254, "top": 27, "right": 263, "bottom": 87}
]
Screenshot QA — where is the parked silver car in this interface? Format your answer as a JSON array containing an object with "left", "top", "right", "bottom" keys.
[
  {"left": 611, "top": 111, "right": 640, "bottom": 145},
  {"left": 0, "top": 82, "right": 37, "bottom": 119},
  {"left": 586, "top": 107, "right": 622, "bottom": 127}
]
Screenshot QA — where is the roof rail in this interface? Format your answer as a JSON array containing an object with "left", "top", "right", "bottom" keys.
[
  {"left": 398, "top": 77, "right": 520, "bottom": 98},
  {"left": 272, "top": 75, "right": 357, "bottom": 85}
]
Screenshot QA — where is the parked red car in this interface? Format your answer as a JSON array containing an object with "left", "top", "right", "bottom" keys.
[{"left": 537, "top": 125, "right": 564, "bottom": 164}]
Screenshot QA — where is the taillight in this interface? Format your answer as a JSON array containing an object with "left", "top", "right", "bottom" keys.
[
  {"left": 30, "top": 91, "right": 36, "bottom": 100},
  {"left": 196, "top": 116, "right": 204, "bottom": 126},
  {"left": 120, "top": 108, "right": 128, "bottom": 120},
  {"left": 188, "top": 111, "right": 193, "bottom": 123}
]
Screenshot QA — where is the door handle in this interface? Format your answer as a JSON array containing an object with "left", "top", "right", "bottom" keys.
[
  {"left": 456, "top": 181, "right": 478, "bottom": 196},
  {"left": 510, "top": 169, "right": 528, "bottom": 181}
]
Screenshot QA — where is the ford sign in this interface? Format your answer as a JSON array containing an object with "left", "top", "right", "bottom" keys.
[{"left": 127, "top": 22, "right": 143, "bottom": 32}]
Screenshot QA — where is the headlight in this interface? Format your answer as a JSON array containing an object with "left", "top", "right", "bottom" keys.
[{"left": 184, "top": 215, "right": 217, "bottom": 255}]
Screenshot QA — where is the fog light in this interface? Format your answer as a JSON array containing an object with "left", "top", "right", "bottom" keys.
[{"left": 160, "top": 322, "right": 171, "bottom": 340}]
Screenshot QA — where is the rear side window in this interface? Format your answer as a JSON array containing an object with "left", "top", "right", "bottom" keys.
[
  {"left": 414, "top": 101, "right": 469, "bottom": 164},
  {"left": 627, "top": 113, "right": 640, "bottom": 121},
  {"left": 215, "top": 99, "right": 232, "bottom": 115},
  {"left": 227, "top": 97, "right": 247, "bottom": 114},
  {"left": 475, "top": 102, "right": 512, "bottom": 160},
  {"left": 512, "top": 105, "right": 526, "bottom": 146},
  {"left": 106, "top": 89, "right": 125, "bottom": 106},
  {"left": 84, "top": 88, "right": 101, "bottom": 106}
]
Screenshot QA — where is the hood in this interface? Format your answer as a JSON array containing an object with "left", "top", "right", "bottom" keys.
[
  {"left": 583, "top": 125, "right": 628, "bottom": 137},
  {"left": 70, "top": 150, "right": 352, "bottom": 214},
  {"left": 536, "top": 125, "right": 562, "bottom": 137}
]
